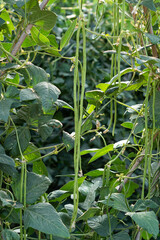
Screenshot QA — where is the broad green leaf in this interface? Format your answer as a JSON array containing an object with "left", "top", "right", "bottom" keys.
[
  {"left": 134, "top": 117, "right": 145, "bottom": 134},
  {"left": 4, "top": 127, "right": 31, "bottom": 157},
  {"left": 86, "top": 90, "right": 104, "bottom": 106},
  {"left": 89, "top": 144, "right": 113, "bottom": 163},
  {"left": 122, "top": 181, "right": 139, "bottom": 198},
  {"left": 12, "top": 172, "right": 51, "bottom": 204},
  {"left": 20, "top": 89, "right": 39, "bottom": 101},
  {"left": 60, "top": 177, "right": 86, "bottom": 192},
  {"left": 101, "top": 193, "right": 130, "bottom": 212},
  {"left": 111, "top": 231, "right": 131, "bottom": 240},
  {"left": 126, "top": 211, "right": 159, "bottom": 238},
  {"left": 32, "top": 160, "right": 48, "bottom": 176},
  {"left": 24, "top": 62, "right": 48, "bottom": 86},
  {"left": 22, "top": 35, "right": 37, "bottom": 48},
  {"left": 80, "top": 148, "right": 99, "bottom": 156},
  {"left": 24, "top": 203, "right": 70, "bottom": 238},
  {"left": 38, "top": 124, "right": 53, "bottom": 141},
  {"left": 132, "top": 199, "right": 158, "bottom": 212},
  {"left": 88, "top": 215, "right": 118, "bottom": 237},
  {"left": 110, "top": 158, "right": 126, "bottom": 173},
  {"left": 0, "top": 154, "right": 15, "bottom": 167},
  {"left": 121, "top": 122, "right": 133, "bottom": 129},
  {"left": 80, "top": 180, "right": 100, "bottom": 210},
  {"left": 0, "top": 154, "right": 17, "bottom": 177},
  {"left": 62, "top": 131, "right": 74, "bottom": 151},
  {"left": 44, "top": 47, "right": 61, "bottom": 57},
  {"left": 34, "top": 82, "right": 61, "bottom": 113},
  {"left": 54, "top": 100, "right": 73, "bottom": 110},
  {"left": 31, "top": 26, "right": 50, "bottom": 46},
  {"left": 77, "top": 207, "right": 100, "bottom": 221},
  {"left": 84, "top": 168, "right": 104, "bottom": 177},
  {"left": 0, "top": 190, "right": 12, "bottom": 207},
  {"left": 29, "top": 10, "right": 57, "bottom": 31},
  {"left": 4, "top": 86, "right": 20, "bottom": 98},
  {"left": 141, "top": 0, "right": 156, "bottom": 11},
  {"left": 48, "top": 35, "right": 58, "bottom": 49},
  {"left": 81, "top": 115, "right": 93, "bottom": 134},
  {"left": 0, "top": 9, "right": 14, "bottom": 35},
  {"left": 0, "top": 98, "right": 13, "bottom": 122},
  {"left": 96, "top": 83, "right": 110, "bottom": 92},
  {"left": 1, "top": 229, "right": 20, "bottom": 240},
  {"left": 60, "top": 19, "right": 77, "bottom": 49},
  {"left": 145, "top": 33, "right": 160, "bottom": 44},
  {"left": 64, "top": 204, "right": 83, "bottom": 218},
  {"left": 23, "top": 143, "right": 41, "bottom": 163},
  {"left": 109, "top": 68, "right": 137, "bottom": 85},
  {"left": 48, "top": 190, "right": 70, "bottom": 202}
]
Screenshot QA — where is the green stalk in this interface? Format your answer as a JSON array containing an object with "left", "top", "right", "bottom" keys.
[
  {"left": 70, "top": 20, "right": 81, "bottom": 230},
  {"left": 148, "top": 78, "right": 155, "bottom": 198},
  {"left": 117, "top": 0, "right": 125, "bottom": 92},
  {"left": 141, "top": 77, "right": 151, "bottom": 200}
]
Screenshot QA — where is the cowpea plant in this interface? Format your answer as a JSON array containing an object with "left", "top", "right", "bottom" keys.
[{"left": 0, "top": 0, "right": 160, "bottom": 240}]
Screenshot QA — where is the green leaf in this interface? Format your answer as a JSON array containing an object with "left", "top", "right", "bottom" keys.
[
  {"left": 0, "top": 154, "right": 17, "bottom": 177},
  {"left": 1, "top": 229, "right": 20, "bottom": 240},
  {"left": 31, "top": 26, "right": 50, "bottom": 46},
  {"left": 60, "top": 19, "right": 77, "bottom": 49},
  {"left": 121, "top": 122, "right": 133, "bottom": 129},
  {"left": 86, "top": 90, "right": 104, "bottom": 106},
  {"left": 134, "top": 117, "right": 145, "bottom": 134},
  {"left": 34, "top": 82, "right": 61, "bottom": 113},
  {"left": 38, "top": 124, "right": 53, "bottom": 141},
  {"left": 141, "top": 0, "right": 156, "bottom": 11},
  {"left": 48, "top": 35, "right": 59, "bottom": 49},
  {"left": 0, "top": 98, "right": 13, "bottom": 122},
  {"left": 25, "top": 62, "right": 48, "bottom": 86},
  {"left": 122, "top": 181, "right": 139, "bottom": 198},
  {"left": 4, "top": 86, "right": 20, "bottom": 98},
  {"left": 24, "top": 203, "right": 70, "bottom": 238},
  {"left": 4, "top": 127, "right": 31, "bottom": 157},
  {"left": 60, "top": 177, "right": 86, "bottom": 192},
  {"left": 126, "top": 211, "right": 159, "bottom": 238},
  {"left": 0, "top": 190, "right": 12, "bottom": 207},
  {"left": 96, "top": 83, "right": 110, "bottom": 92},
  {"left": 111, "top": 231, "right": 131, "bottom": 240},
  {"left": 54, "top": 100, "right": 73, "bottom": 110},
  {"left": 81, "top": 115, "right": 93, "bottom": 134},
  {"left": 32, "top": 160, "right": 48, "bottom": 176},
  {"left": 89, "top": 144, "right": 113, "bottom": 163},
  {"left": 88, "top": 215, "right": 118, "bottom": 237},
  {"left": 132, "top": 199, "right": 159, "bottom": 212},
  {"left": 77, "top": 207, "right": 100, "bottom": 221},
  {"left": 145, "top": 33, "right": 160, "bottom": 44},
  {"left": 109, "top": 68, "right": 137, "bottom": 85},
  {"left": 84, "top": 168, "right": 104, "bottom": 177},
  {"left": 29, "top": 10, "right": 57, "bottom": 31},
  {"left": 0, "top": 9, "right": 14, "bottom": 35},
  {"left": 81, "top": 148, "right": 99, "bottom": 156},
  {"left": 12, "top": 172, "right": 51, "bottom": 204},
  {"left": 80, "top": 180, "right": 100, "bottom": 210},
  {"left": 101, "top": 193, "right": 130, "bottom": 212},
  {"left": 48, "top": 190, "right": 71, "bottom": 202},
  {"left": 23, "top": 143, "right": 41, "bottom": 163},
  {"left": 20, "top": 89, "right": 39, "bottom": 101},
  {"left": 62, "top": 131, "right": 74, "bottom": 151}
]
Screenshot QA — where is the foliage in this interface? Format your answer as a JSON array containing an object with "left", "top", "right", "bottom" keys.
[{"left": 0, "top": 0, "right": 160, "bottom": 239}]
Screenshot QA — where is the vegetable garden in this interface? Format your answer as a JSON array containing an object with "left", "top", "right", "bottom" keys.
[{"left": 0, "top": 0, "right": 160, "bottom": 239}]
